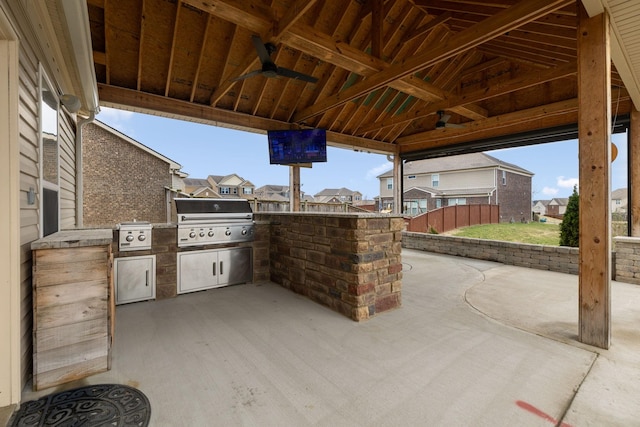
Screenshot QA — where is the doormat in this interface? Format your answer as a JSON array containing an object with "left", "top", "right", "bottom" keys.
[{"left": 9, "top": 384, "right": 151, "bottom": 427}]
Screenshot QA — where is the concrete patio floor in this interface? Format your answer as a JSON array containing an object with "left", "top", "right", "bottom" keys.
[{"left": 19, "top": 249, "right": 640, "bottom": 426}]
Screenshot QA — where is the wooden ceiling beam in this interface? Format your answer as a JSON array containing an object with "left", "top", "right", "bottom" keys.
[
  {"left": 190, "top": 15, "right": 212, "bottom": 102},
  {"left": 165, "top": 1, "right": 182, "bottom": 97},
  {"left": 293, "top": 0, "right": 574, "bottom": 123},
  {"left": 403, "top": 12, "right": 452, "bottom": 46},
  {"left": 398, "top": 98, "right": 581, "bottom": 150},
  {"left": 371, "top": 0, "right": 383, "bottom": 59},
  {"left": 358, "top": 61, "right": 578, "bottom": 134},
  {"left": 397, "top": 87, "right": 629, "bottom": 152},
  {"left": 97, "top": 83, "right": 396, "bottom": 154},
  {"left": 205, "top": 0, "right": 320, "bottom": 106},
  {"left": 282, "top": 24, "right": 487, "bottom": 120},
  {"left": 181, "top": 0, "right": 272, "bottom": 33},
  {"left": 136, "top": 0, "right": 147, "bottom": 91}
]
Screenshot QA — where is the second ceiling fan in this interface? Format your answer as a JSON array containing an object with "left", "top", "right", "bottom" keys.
[{"left": 232, "top": 35, "right": 318, "bottom": 83}]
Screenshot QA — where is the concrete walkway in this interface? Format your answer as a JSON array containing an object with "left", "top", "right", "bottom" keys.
[{"left": 18, "top": 249, "right": 640, "bottom": 426}]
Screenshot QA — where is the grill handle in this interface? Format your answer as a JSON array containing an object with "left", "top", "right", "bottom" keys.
[
  {"left": 212, "top": 262, "right": 216, "bottom": 276},
  {"left": 220, "top": 261, "right": 224, "bottom": 275},
  {"left": 181, "top": 214, "right": 251, "bottom": 222},
  {"left": 145, "top": 270, "right": 149, "bottom": 286}
]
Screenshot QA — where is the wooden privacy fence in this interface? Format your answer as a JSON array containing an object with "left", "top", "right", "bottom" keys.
[{"left": 405, "top": 204, "right": 500, "bottom": 234}]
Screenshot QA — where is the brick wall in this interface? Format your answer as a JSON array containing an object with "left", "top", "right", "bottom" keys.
[
  {"left": 83, "top": 123, "right": 171, "bottom": 226},
  {"left": 403, "top": 231, "right": 579, "bottom": 274},
  {"left": 498, "top": 171, "right": 532, "bottom": 223},
  {"left": 256, "top": 213, "right": 404, "bottom": 321}
]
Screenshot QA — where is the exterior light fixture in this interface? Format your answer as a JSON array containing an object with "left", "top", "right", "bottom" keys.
[{"left": 60, "top": 94, "right": 81, "bottom": 113}]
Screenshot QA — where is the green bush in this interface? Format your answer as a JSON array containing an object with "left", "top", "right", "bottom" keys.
[{"left": 559, "top": 185, "right": 579, "bottom": 247}]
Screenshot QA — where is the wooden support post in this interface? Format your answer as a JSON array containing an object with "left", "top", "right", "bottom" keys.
[
  {"left": 289, "top": 165, "right": 301, "bottom": 212},
  {"left": 577, "top": 6, "right": 611, "bottom": 349},
  {"left": 630, "top": 108, "right": 640, "bottom": 236},
  {"left": 392, "top": 155, "right": 402, "bottom": 214}
]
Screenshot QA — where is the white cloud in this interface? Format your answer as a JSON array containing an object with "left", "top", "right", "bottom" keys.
[
  {"left": 97, "top": 107, "right": 134, "bottom": 127},
  {"left": 366, "top": 162, "right": 392, "bottom": 180},
  {"left": 557, "top": 176, "right": 578, "bottom": 188},
  {"left": 542, "top": 187, "right": 559, "bottom": 196}
]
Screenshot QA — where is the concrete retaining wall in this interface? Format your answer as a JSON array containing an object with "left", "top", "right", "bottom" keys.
[
  {"left": 613, "top": 236, "right": 640, "bottom": 285},
  {"left": 403, "top": 231, "right": 579, "bottom": 274}
]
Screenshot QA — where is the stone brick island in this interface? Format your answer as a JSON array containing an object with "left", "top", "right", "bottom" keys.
[{"left": 255, "top": 212, "right": 404, "bottom": 321}]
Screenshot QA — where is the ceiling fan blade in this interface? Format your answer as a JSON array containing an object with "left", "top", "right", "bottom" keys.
[
  {"left": 445, "top": 123, "right": 465, "bottom": 129},
  {"left": 230, "top": 69, "right": 262, "bottom": 82},
  {"left": 251, "top": 35, "right": 272, "bottom": 65},
  {"left": 276, "top": 67, "right": 318, "bottom": 83}
]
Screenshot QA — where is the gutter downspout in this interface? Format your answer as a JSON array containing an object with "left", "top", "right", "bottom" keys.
[{"left": 75, "top": 112, "right": 95, "bottom": 228}]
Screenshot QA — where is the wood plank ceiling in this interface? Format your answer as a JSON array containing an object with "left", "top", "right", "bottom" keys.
[{"left": 87, "top": 0, "right": 633, "bottom": 158}]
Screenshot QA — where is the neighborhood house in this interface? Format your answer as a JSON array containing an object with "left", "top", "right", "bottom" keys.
[{"left": 377, "top": 153, "right": 533, "bottom": 222}]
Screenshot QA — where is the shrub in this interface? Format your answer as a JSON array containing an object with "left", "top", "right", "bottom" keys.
[{"left": 559, "top": 185, "right": 579, "bottom": 247}]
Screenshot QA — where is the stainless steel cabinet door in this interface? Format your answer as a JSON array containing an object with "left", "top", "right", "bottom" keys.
[
  {"left": 218, "top": 247, "right": 252, "bottom": 286},
  {"left": 178, "top": 247, "right": 253, "bottom": 294},
  {"left": 114, "top": 255, "right": 156, "bottom": 304},
  {"left": 178, "top": 250, "right": 218, "bottom": 294}
]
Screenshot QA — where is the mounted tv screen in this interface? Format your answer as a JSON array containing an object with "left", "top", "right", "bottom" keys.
[{"left": 268, "top": 129, "right": 327, "bottom": 165}]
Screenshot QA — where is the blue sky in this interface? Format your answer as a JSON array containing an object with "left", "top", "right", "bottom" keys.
[{"left": 96, "top": 107, "right": 628, "bottom": 200}]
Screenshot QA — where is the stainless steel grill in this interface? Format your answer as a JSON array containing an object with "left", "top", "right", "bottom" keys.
[{"left": 175, "top": 198, "right": 255, "bottom": 248}]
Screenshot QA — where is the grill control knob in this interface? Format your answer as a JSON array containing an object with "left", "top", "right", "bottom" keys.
[
  {"left": 189, "top": 231, "right": 196, "bottom": 238},
  {"left": 126, "top": 235, "right": 134, "bottom": 242},
  {"left": 138, "top": 234, "right": 146, "bottom": 241},
  {"left": 199, "top": 231, "right": 206, "bottom": 237},
  {"left": 208, "top": 230, "right": 214, "bottom": 237},
  {"left": 241, "top": 229, "right": 247, "bottom": 235},
  {"left": 225, "top": 230, "right": 232, "bottom": 236}
]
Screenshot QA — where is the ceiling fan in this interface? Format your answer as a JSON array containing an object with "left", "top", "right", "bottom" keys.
[
  {"left": 435, "top": 110, "right": 465, "bottom": 129},
  {"left": 231, "top": 35, "right": 318, "bottom": 83}
]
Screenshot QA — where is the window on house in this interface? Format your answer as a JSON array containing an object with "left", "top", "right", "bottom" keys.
[
  {"left": 502, "top": 170, "right": 507, "bottom": 185},
  {"left": 243, "top": 187, "right": 253, "bottom": 194},
  {"left": 436, "top": 199, "right": 442, "bottom": 208},
  {"left": 447, "top": 198, "right": 466, "bottom": 206},
  {"left": 387, "top": 178, "right": 393, "bottom": 190},
  {"left": 232, "top": 188, "right": 238, "bottom": 194},
  {"left": 431, "top": 174, "right": 439, "bottom": 187},
  {"left": 40, "top": 72, "right": 59, "bottom": 237},
  {"left": 220, "top": 187, "right": 230, "bottom": 194}
]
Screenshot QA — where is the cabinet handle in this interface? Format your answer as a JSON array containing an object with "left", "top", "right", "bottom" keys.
[
  {"left": 145, "top": 270, "right": 149, "bottom": 286},
  {"left": 220, "top": 261, "right": 223, "bottom": 275},
  {"left": 212, "top": 262, "right": 216, "bottom": 276}
]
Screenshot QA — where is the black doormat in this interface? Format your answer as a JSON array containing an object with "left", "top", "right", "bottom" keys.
[{"left": 9, "top": 384, "right": 151, "bottom": 427}]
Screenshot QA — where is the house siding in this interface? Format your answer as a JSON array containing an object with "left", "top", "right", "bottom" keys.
[
  {"left": 59, "top": 111, "right": 77, "bottom": 230},
  {"left": 15, "top": 29, "right": 83, "bottom": 390},
  {"left": 438, "top": 169, "right": 494, "bottom": 190},
  {"left": 17, "top": 36, "right": 39, "bottom": 391},
  {"left": 83, "top": 123, "right": 171, "bottom": 226}
]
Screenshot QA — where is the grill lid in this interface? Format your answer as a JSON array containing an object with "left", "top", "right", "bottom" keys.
[{"left": 175, "top": 198, "right": 253, "bottom": 216}]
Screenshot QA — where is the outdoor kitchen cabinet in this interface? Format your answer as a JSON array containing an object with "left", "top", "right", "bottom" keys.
[
  {"left": 31, "top": 229, "right": 114, "bottom": 391},
  {"left": 114, "top": 255, "right": 156, "bottom": 305},
  {"left": 177, "top": 247, "right": 252, "bottom": 294}
]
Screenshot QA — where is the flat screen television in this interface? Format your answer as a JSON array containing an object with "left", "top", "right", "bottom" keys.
[{"left": 268, "top": 129, "right": 327, "bottom": 165}]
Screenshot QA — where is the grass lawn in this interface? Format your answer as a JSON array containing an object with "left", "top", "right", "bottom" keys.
[{"left": 447, "top": 222, "right": 561, "bottom": 245}]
